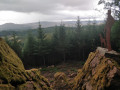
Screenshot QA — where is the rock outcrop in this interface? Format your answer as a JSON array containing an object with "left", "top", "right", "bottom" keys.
[
  {"left": 1, "top": 37, "right": 120, "bottom": 90},
  {"left": 53, "top": 72, "right": 72, "bottom": 89},
  {"left": 0, "top": 38, "right": 52, "bottom": 90},
  {"left": 73, "top": 47, "right": 120, "bottom": 90}
]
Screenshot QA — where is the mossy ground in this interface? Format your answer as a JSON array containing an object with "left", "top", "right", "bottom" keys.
[{"left": 40, "top": 61, "right": 84, "bottom": 89}]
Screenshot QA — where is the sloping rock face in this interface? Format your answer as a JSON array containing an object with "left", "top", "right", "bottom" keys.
[
  {"left": 73, "top": 47, "right": 120, "bottom": 90},
  {"left": 0, "top": 38, "right": 52, "bottom": 90}
]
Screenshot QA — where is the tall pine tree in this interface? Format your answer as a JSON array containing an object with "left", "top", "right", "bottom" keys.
[
  {"left": 23, "top": 32, "right": 36, "bottom": 67},
  {"left": 37, "top": 22, "right": 48, "bottom": 66},
  {"left": 58, "top": 22, "right": 67, "bottom": 62}
]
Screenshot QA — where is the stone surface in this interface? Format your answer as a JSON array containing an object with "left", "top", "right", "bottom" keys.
[
  {"left": 0, "top": 38, "right": 52, "bottom": 90},
  {"left": 1, "top": 37, "right": 120, "bottom": 90},
  {"left": 53, "top": 72, "right": 72, "bottom": 89},
  {"left": 73, "top": 47, "right": 120, "bottom": 90}
]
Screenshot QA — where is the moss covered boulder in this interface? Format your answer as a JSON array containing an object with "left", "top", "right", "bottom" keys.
[
  {"left": 53, "top": 72, "right": 72, "bottom": 89},
  {"left": 19, "top": 69, "right": 52, "bottom": 90},
  {"left": 73, "top": 47, "right": 120, "bottom": 90},
  {"left": 0, "top": 38, "right": 52, "bottom": 90},
  {"left": 0, "top": 38, "right": 26, "bottom": 85}
]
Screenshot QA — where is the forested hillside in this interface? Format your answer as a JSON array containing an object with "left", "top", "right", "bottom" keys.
[
  {"left": 0, "top": 18, "right": 105, "bottom": 68},
  {"left": 1, "top": 17, "right": 119, "bottom": 69}
]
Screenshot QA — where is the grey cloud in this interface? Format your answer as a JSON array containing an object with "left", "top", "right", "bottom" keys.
[{"left": 0, "top": 0, "right": 95, "bottom": 14}]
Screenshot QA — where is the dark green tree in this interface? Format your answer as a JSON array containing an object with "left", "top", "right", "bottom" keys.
[
  {"left": 36, "top": 22, "right": 49, "bottom": 66},
  {"left": 52, "top": 26, "right": 59, "bottom": 46},
  {"left": 76, "top": 16, "right": 82, "bottom": 39},
  {"left": 75, "top": 16, "right": 83, "bottom": 59},
  {"left": 111, "top": 21, "right": 120, "bottom": 52},
  {"left": 91, "top": 19, "right": 98, "bottom": 50},
  {"left": 11, "top": 33, "right": 22, "bottom": 58},
  {"left": 38, "top": 22, "right": 45, "bottom": 42},
  {"left": 23, "top": 32, "right": 36, "bottom": 67},
  {"left": 58, "top": 22, "right": 67, "bottom": 62},
  {"left": 4, "top": 36, "right": 11, "bottom": 46}
]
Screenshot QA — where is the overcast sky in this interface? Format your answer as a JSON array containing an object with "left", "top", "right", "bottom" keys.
[{"left": 0, "top": 0, "right": 106, "bottom": 25}]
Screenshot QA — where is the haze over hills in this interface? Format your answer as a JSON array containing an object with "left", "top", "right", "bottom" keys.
[{"left": 0, "top": 21, "right": 104, "bottom": 31}]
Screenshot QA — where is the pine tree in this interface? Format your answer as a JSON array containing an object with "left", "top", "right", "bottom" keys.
[
  {"left": 38, "top": 22, "right": 45, "bottom": 42},
  {"left": 4, "top": 36, "right": 11, "bottom": 46},
  {"left": 58, "top": 22, "right": 67, "bottom": 62},
  {"left": 76, "top": 16, "right": 82, "bottom": 32},
  {"left": 75, "top": 16, "right": 83, "bottom": 60},
  {"left": 37, "top": 22, "right": 47, "bottom": 66},
  {"left": 52, "top": 25, "right": 59, "bottom": 50},
  {"left": 23, "top": 33, "right": 36, "bottom": 57},
  {"left": 111, "top": 20, "right": 120, "bottom": 52},
  {"left": 91, "top": 19, "right": 97, "bottom": 50},
  {"left": 11, "top": 33, "right": 22, "bottom": 58},
  {"left": 23, "top": 32, "right": 36, "bottom": 66}
]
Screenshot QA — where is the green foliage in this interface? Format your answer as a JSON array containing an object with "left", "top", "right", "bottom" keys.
[
  {"left": 4, "top": 36, "right": 11, "bottom": 46},
  {"left": 38, "top": 22, "right": 45, "bottom": 41},
  {"left": 76, "top": 16, "right": 82, "bottom": 38},
  {"left": 59, "top": 23, "right": 66, "bottom": 42},
  {"left": 2, "top": 19, "right": 106, "bottom": 68},
  {"left": 4, "top": 33, "right": 22, "bottom": 58},
  {"left": 35, "top": 23, "right": 52, "bottom": 66},
  {"left": 23, "top": 32, "right": 36, "bottom": 56},
  {"left": 11, "top": 33, "right": 22, "bottom": 58},
  {"left": 111, "top": 21, "right": 120, "bottom": 52},
  {"left": 22, "top": 32, "right": 37, "bottom": 67},
  {"left": 52, "top": 26, "right": 59, "bottom": 47}
]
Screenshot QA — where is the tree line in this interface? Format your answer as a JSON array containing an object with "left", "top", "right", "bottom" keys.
[
  {"left": 3, "top": 0, "right": 120, "bottom": 68},
  {"left": 5, "top": 17, "right": 105, "bottom": 68}
]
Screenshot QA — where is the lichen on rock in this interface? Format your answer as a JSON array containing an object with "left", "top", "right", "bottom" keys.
[
  {"left": 0, "top": 38, "right": 26, "bottom": 85},
  {"left": 53, "top": 72, "right": 72, "bottom": 89},
  {"left": 0, "top": 38, "right": 52, "bottom": 90},
  {"left": 1, "top": 37, "right": 120, "bottom": 90},
  {"left": 73, "top": 47, "right": 120, "bottom": 90}
]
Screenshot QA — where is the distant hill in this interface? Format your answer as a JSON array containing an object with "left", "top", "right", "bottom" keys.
[
  {"left": 0, "top": 23, "right": 32, "bottom": 31},
  {"left": 0, "top": 21, "right": 104, "bottom": 31}
]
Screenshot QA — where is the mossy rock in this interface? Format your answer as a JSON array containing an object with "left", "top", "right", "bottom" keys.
[
  {"left": 0, "top": 38, "right": 52, "bottom": 90},
  {"left": 53, "top": 72, "right": 72, "bottom": 89},
  {"left": 25, "top": 69, "right": 51, "bottom": 90},
  {"left": 0, "top": 38, "right": 26, "bottom": 84},
  {"left": 73, "top": 47, "right": 120, "bottom": 90},
  {"left": 0, "top": 84, "right": 15, "bottom": 90}
]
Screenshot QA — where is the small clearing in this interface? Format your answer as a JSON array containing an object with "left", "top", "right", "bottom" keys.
[{"left": 40, "top": 61, "right": 84, "bottom": 86}]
